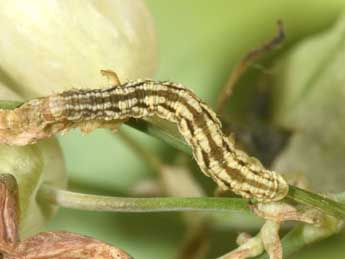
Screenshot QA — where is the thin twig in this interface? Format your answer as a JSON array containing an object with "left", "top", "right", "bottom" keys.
[
  {"left": 216, "top": 20, "right": 285, "bottom": 113},
  {"left": 287, "top": 186, "right": 345, "bottom": 219},
  {"left": 38, "top": 184, "right": 250, "bottom": 213}
]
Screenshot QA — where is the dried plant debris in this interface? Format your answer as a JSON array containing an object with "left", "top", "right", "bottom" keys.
[
  {"left": 7, "top": 231, "right": 132, "bottom": 259},
  {"left": 0, "top": 174, "right": 132, "bottom": 259},
  {"left": 217, "top": 20, "right": 285, "bottom": 113}
]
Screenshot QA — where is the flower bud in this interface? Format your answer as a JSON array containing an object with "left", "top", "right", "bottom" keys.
[{"left": 0, "top": 0, "right": 158, "bottom": 98}]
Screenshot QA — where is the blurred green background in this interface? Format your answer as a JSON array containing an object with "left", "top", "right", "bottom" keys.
[{"left": 45, "top": 1, "right": 345, "bottom": 258}]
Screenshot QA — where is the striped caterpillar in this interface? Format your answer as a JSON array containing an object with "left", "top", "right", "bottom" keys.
[{"left": 0, "top": 79, "right": 289, "bottom": 202}]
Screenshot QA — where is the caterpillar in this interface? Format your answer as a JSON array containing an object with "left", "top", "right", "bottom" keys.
[{"left": 0, "top": 79, "right": 288, "bottom": 202}]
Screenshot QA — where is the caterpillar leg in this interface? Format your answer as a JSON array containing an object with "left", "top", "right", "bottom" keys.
[{"left": 100, "top": 69, "right": 121, "bottom": 85}]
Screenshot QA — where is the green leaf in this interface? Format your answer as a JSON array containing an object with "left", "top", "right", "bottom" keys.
[{"left": 272, "top": 16, "right": 345, "bottom": 193}]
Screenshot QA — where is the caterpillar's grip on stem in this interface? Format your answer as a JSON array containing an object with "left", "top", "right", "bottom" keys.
[{"left": 0, "top": 80, "right": 288, "bottom": 202}]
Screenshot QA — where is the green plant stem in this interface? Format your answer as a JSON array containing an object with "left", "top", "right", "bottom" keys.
[
  {"left": 38, "top": 184, "right": 249, "bottom": 213},
  {"left": 0, "top": 100, "right": 21, "bottom": 109},
  {"left": 287, "top": 186, "right": 345, "bottom": 219},
  {"left": 2, "top": 100, "right": 345, "bottom": 219}
]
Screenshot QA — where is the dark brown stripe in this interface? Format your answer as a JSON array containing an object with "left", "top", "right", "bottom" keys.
[{"left": 201, "top": 149, "right": 210, "bottom": 168}]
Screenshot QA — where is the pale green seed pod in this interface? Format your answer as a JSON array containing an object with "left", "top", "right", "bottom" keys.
[
  {"left": 0, "top": 0, "right": 158, "bottom": 98},
  {"left": 0, "top": 0, "right": 158, "bottom": 238}
]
